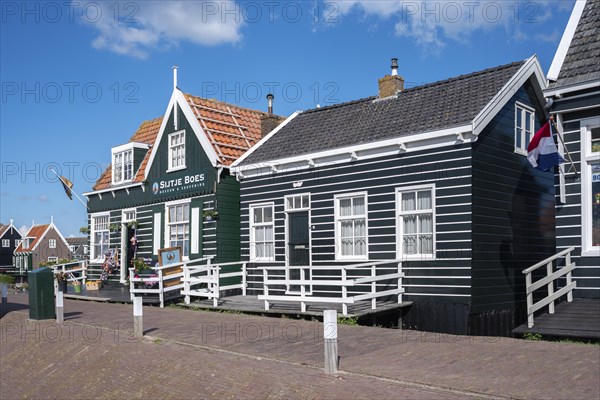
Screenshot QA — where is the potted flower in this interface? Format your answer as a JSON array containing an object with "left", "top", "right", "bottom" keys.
[
  {"left": 55, "top": 272, "right": 68, "bottom": 293},
  {"left": 132, "top": 258, "right": 150, "bottom": 275},
  {"left": 72, "top": 280, "right": 82, "bottom": 294},
  {"left": 127, "top": 220, "right": 139, "bottom": 229},
  {"left": 109, "top": 223, "right": 121, "bottom": 233},
  {"left": 203, "top": 210, "right": 219, "bottom": 221}
]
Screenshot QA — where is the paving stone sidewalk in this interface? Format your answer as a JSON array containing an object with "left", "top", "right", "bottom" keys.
[{"left": 2, "top": 294, "right": 599, "bottom": 400}]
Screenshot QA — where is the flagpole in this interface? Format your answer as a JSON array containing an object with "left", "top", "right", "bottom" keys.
[
  {"left": 49, "top": 168, "right": 88, "bottom": 209},
  {"left": 549, "top": 115, "right": 579, "bottom": 178}
]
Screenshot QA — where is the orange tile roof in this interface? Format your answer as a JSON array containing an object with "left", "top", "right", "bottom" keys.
[
  {"left": 15, "top": 224, "right": 49, "bottom": 252},
  {"left": 92, "top": 93, "right": 281, "bottom": 191}
]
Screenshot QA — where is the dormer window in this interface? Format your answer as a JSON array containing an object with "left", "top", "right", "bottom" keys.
[
  {"left": 113, "top": 149, "right": 133, "bottom": 184},
  {"left": 111, "top": 142, "right": 150, "bottom": 185},
  {"left": 168, "top": 131, "right": 186, "bottom": 172}
]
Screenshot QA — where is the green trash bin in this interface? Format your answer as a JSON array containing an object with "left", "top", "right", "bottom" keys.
[{"left": 28, "top": 267, "right": 55, "bottom": 320}]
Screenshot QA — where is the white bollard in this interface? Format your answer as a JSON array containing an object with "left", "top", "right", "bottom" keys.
[
  {"left": 323, "top": 309, "right": 338, "bottom": 374},
  {"left": 56, "top": 291, "right": 64, "bottom": 324},
  {"left": 1, "top": 284, "right": 7, "bottom": 315},
  {"left": 133, "top": 296, "right": 143, "bottom": 338}
]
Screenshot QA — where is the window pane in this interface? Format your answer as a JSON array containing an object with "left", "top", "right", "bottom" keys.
[
  {"left": 354, "top": 219, "right": 366, "bottom": 236},
  {"left": 255, "top": 226, "right": 265, "bottom": 242},
  {"left": 417, "top": 190, "right": 431, "bottom": 210},
  {"left": 263, "top": 206, "right": 273, "bottom": 223},
  {"left": 355, "top": 237, "right": 366, "bottom": 255},
  {"left": 302, "top": 195, "right": 309, "bottom": 208},
  {"left": 525, "top": 111, "right": 532, "bottom": 131},
  {"left": 341, "top": 220, "right": 353, "bottom": 238},
  {"left": 353, "top": 196, "right": 365, "bottom": 215},
  {"left": 403, "top": 216, "right": 416, "bottom": 234},
  {"left": 341, "top": 238, "right": 353, "bottom": 255},
  {"left": 340, "top": 199, "right": 352, "bottom": 216},
  {"left": 516, "top": 128, "right": 522, "bottom": 149},
  {"left": 253, "top": 208, "right": 262, "bottom": 223},
  {"left": 403, "top": 236, "right": 417, "bottom": 255},
  {"left": 420, "top": 235, "right": 433, "bottom": 254},
  {"left": 419, "top": 215, "right": 433, "bottom": 234},
  {"left": 516, "top": 109, "right": 522, "bottom": 127},
  {"left": 591, "top": 127, "right": 600, "bottom": 153},
  {"left": 402, "top": 192, "right": 415, "bottom": 211}
]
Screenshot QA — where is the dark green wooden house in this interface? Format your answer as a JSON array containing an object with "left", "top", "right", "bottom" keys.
[{"left": 84, "top": 71, "right": 284, "bottom": 283}]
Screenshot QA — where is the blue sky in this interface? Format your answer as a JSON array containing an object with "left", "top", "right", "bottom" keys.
[{"left": 0, "top": 0, "right": 576, "bottom": 237}]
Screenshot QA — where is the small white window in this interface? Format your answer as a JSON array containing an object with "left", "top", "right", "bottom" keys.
[
  {"left": 112, "top": 149, "right": 134, "bottom": 184},
  {"left": 69, "top": 245, "right": 76, "bottom": 252},
  {"left": 49, "top": 239, "right": 56, "bottom": 248},
  {"left": 83, "top": 245, "right": 89, "bottom": 254},
  {"left": 168, "top": 131, "right": 186, "bottom": 171},
  {"left": 515, "top": 102, "right": 535, "bottom": 155},
  {"left": 15, "top": 257, "right": 22, "bottom": 270},
  {"left": 165, "top": 200, "right": 190, "bottom": 258},
  {"left": 24, "top": 257, "right": 28, "bottom": 270},
  {"left": 335, "top": 193, "right": 368, "bottom": 260},
  {"left": 92, "top": 214, "right": 110, "bottom": 259},
  {"left": 397, "top": 185, "right": 435, "bottom": 259},
  {"left": 122, "top": 209, "right": 136, "bottom": 222},
  {"left": 285, "top": 194, "right": 310, "bottom": 211},
  {"left": 250, "top": 204, "right": 275, "bottom": 261},
  {"left": 1, "top": 239, "right": 9, "bottom": 248},
  {"left": 48, "top": 256, "right": 58, "bottom": 263},
  {"left": 15, "top": 239, "right": 22, "bottom": 247}
]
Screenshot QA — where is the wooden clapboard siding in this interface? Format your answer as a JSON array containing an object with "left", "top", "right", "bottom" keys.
[
  {"left": 240, "top": 145, "right": 474, "bottom": 301},
  {"left": 471, "top": 84, "right": 557, "bottom": 320}
]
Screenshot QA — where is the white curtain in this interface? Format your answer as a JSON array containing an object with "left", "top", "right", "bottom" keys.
[{"left": 402, "top": 192, "right": 415, "bottom": 212}]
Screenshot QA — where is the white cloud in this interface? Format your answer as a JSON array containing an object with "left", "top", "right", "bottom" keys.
[
  {"left": 330, "top": 0, "right": 569, "bottom": 52},
  {"left": 76, "top": 1, "right": 244, "bottom": 59},
  {"left": 37, "top": 194, "right": 49, "bottom": 203}
]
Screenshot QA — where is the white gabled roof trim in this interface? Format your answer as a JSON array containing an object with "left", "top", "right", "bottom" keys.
[
  {"left": 83, "top": 182, "right": 144, "bottom": 197},
  {"left": 230, "top": 111, "right": 301, "bottom": 169},
  {"left": 144, "top": 89, "right": 220, "bottom": 180},
  {"left": 112, "top": 142, "right": 150, "bottom": 154},
  {"left": 472, "top": 55, "right": 546, "bottom": 136},
  {"left": 232, "top": 125, "right": 474, "bottom": 179},
  {"left": 544, "top": 80, "right": 600, "bottom": 98},
  {"left": 547, "top": 0, "right": 587, "bottom": 82},
  {"left": 0, "top": 221, "right": 20, "bottom": 240}
]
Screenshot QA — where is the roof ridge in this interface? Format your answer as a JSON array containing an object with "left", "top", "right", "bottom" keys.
[{"left": 302, "top": 60, "right": 525, "bottom": 114}]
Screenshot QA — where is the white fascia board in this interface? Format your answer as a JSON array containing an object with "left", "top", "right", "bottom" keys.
[
  {"left": 143, "top": 90, "right": 220, "bottom": 180},
  {"left": 544, "top": 80, "right": 600, "bottom": 98},
  {"left": 82, "top": 182, "right": 143, "bottom": 196},
  {"left": 112, "top": 142, "right": 150, "bottom": 154},
  {"left": 472, "top": 55, "right": 547, "bottom": 136},
  {"left": 547, "top": 0, "right": 586, "bottom": 82},
  {"left": 0, "top": 222, "right": 19, "bottom": 239},
  {"left": 49, "top": 222, "right": 70, "bottom": 249},
  {"left": 235, "top": 125, "right": 473, "bottom": 179},
  {"left": 230, "top": 111, "right": 302, "bottom": 171}
]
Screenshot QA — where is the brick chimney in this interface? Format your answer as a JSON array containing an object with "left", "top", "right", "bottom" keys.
[
  {"left": 260, "top": 93, "right": 284, "bottom": 137},
  {"left": 378, "top": 58, "right": 404, "bottom": 98}
]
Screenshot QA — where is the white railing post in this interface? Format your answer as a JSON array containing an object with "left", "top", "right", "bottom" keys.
[
  {"left": 566, "top": 251, "right": 573, "bottom": 303},
  {"left": 526, "top": 272, "right": 534, "bottom": 328},
  {"left": 300, "top": 268, "right": 306, "bottom": 312},
  {"left": 213, "top": 265, "right": 219, "bottom": 307},
  {"left": 159, "top": 269, "right": 164, "bottom": 308},
  {"left": 242, "top": 263, "right": 247, "bottom": 296},
  {"left": 371, "top": 264, "right": 376, "bottom": 310},
  {"left": 56, "top": 291, "right": 64, "bottom": 324},
  {"left": 184, "top": 262, "right": 190, "bottom": 304},
  {"left": 263, "top": 268, "right": 270, "bottom": 311},
  {"left": 82, "top": 261, "right": 87, "bottom": 285},
  {"left": 397, "top": 262, "right": 403, "bottom": 304},
  {"left": 547, "top": 261, "right": 555, "bottom": 314},
  {"left": 133, "top": 296, "right": 143, "bottom": 338},
  {"left": 341, "top": 267, "right": 348, "bottom": 316}
]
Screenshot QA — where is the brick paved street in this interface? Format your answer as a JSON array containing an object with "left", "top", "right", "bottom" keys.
[{"left": 2, "top": 293, "right": 599, "bottom": 399}]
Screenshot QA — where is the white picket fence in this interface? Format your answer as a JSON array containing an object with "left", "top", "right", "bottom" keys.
[
  {"left": 181, "top": 258, "right": 247, "bottom": 306},
  {"left": 258, "top": 260, "right": 404, "bottom": 315},
  {"left": 129, "top": 263, "right": 186, "bottom": 308},
  {"left": 52, "top": 261, "right": 87, "bottom": 294},
  {"left": 523, "top": 247, "right": 576, "bottom": 328}
]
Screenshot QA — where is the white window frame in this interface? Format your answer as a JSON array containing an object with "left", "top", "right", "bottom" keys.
[
  {"left": 581, "top": 117, "right": 600, "bottom": 257},
  {"left": 48, "top": 256, "right": 58, "bottom": 263},
  {"left": 334, "top": 192, "right": 369, "bottom": 261},
  {"left": 69, "top": 245, "right": 76, "bottom": 252},
  {"left": 15, "top": 257, "right": 22, "bottom": 270},
  {"left": 91, "top": 213, "right": 110, "bottom": 260},
  {"left": 122, "top": 208, "right": 136, "bottom": 222},
  {"left": 24, "top": 256, "right": 28, "bottom": 270},
  {"left": 49, "top": 239, "right": 56, "bottom": 248},
  {"left": 1, "top": 239, "right": 9, "bottom": 248},
  {"left": 396, "top": 184, "right": 436, "bottom": 260},
  {"left": 168, "top": 130, "right": 186, "bottom": 172},
  {"left": 164, "top": 199, "right": 191, "bottom": 260},
  {"left": 83, "top": 245, "right": 89, "bottom": 254},
  {"left": 249, "top": 203, "right": 275, "bottom": 262},
  {"left": 284, "top": 193, "right": 312, "bottom": 294},
  {"left": 111, "top": 146, "right": 134, "bottom": 185},
  {"left": 514, "top": 102, "right": 536, "bottom": 155},
  {"left": 15, "top": 239, "right": 22, "bottom": 248}
]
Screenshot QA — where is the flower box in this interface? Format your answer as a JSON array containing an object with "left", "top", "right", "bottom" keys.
[{"left": 86, "top": 281, "right": 103, "bottom": 291}]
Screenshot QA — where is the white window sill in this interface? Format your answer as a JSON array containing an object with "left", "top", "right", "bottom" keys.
[
  {"left": 581, "top": 249, "right": 600, "bottom": 258},
  {"left": 401, "top": 255, "right": 436, "bottom": 261},
  {"left": 250, "top": 258, "right": 275, "bottom": 263},
  {"left": 335, "top": 257, "right": 368, "bottom": 262},
  {"left": 167, "top": 165, "right": 186, "bottom": 173},
  {"left": 112, "top": 179, "right": 134, "bottom": 185},
  {"left": 514, "top": 149, "right": 527, "bottom": 156}
]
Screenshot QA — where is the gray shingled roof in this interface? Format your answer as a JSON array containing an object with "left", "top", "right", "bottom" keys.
[
  {"left": 549, "top": 0, "right": 600, "bottom": 88},
  {"left": 240, "top": 61, "right": 525, "bottom": 165}
]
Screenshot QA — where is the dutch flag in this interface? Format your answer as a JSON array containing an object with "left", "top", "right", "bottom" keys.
[{"left": 527, "top": 121, "right": 565, "bottom": 171}]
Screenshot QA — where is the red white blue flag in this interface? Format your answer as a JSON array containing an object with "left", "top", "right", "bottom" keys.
[{"left": 527, "top": 122, "right": 564, "bottom": 171}]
